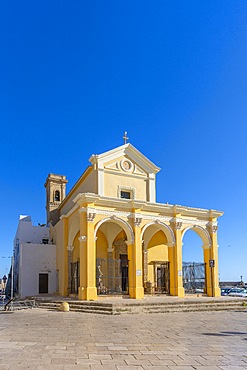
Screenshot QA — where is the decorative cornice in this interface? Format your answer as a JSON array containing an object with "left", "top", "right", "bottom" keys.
[
  {"left": 72, "top": 192, "right": 223, "bottom": 219},
  {"left": 171, "top": 217, "right": 209, "bottom": 227},
  {"left": 66, "top": 195, "right": 222, "bottom": 233},
  {"left": 89, "top": 143, "right": 160, "bottom": 174}
]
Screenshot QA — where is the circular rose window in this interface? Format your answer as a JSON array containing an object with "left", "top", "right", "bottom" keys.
[{"left": 120, "top": 159, "right": 133, "bottom": 172}]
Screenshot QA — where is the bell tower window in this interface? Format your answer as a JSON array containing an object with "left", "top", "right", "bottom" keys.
[{"left": 54, "top": 190, "right": 60, "bottom": 202}]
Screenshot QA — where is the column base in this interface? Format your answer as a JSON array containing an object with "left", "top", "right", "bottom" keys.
[
  {"left": 207, "top": 286, "right": 221, "bottom": 297},
  {"left": 129, "top": 287, "right": 144, "bottom": 299},
  {"left": 78, "top": 286, "right": 97, "bottom": 301},
  {"left": 213, "top": 287, "right": 221, "bottom": 297},
  {"left": 170, "top": 286, "right": 185, "bottom": 297}
]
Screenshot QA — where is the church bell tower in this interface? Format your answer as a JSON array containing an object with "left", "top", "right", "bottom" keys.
[{"left": 44, "top": 173, "right": 68, "bottom": 225}]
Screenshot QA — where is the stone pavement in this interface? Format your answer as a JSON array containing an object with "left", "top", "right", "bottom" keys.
[{"left": 0, "top": 308, "right": 247, "bottom": 369}]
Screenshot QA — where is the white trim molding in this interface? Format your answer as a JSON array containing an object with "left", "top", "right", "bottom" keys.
[{"left": 94, "top": 216, "right": 134, "bottom": 245}]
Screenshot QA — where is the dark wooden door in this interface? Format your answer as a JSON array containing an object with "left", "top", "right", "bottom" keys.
[
  {"left": 120, "top": 254, "right": 128, "bottom": 292},
  {"left": 39, "top": 273, "right": 48, "bottom": 294}
]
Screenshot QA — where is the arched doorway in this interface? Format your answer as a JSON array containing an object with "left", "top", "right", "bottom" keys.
[
  {"left": 141, "top": 222, "right": 175, "bottom": 294},
  {"left": 95, "top": 217, "right": 133, "bottom": 296},
  {"left": 182, "top": 226, "right": 211, "bottom": 295}
]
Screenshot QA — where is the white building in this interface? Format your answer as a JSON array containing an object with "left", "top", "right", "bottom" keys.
[{"left": 13, "top": 215, "right": 56, "bottom": 298}]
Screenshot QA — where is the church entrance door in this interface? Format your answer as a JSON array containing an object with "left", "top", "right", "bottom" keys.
[
  {"left": 154, "top": 262, "right": 170, "bottom": 294},
  {"left": 96, "top": 257, "right": 129, "bottom": 295}
]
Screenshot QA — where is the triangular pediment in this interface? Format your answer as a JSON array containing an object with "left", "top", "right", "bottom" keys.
[{"left": 89, "top": 144, "right": 160, "bottom": 174}]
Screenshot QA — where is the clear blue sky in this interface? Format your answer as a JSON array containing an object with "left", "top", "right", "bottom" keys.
[{"left": 1, "top": 1, "right": 247, "bottom": 282}]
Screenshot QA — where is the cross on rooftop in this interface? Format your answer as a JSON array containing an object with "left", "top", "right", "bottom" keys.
[{"left": 123, "top": 131, "right": 129, "bottom": 144}]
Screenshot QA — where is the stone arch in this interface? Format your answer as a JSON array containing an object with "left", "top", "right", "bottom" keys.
[
  {"left": 141, "top": 221, "right": 175, "bottom": 294},
  {"left": 181, "top": 225, "right": 212, "bottom": 297},
  {"left": 94, "top": 216, "right": 134, "bottom": 244},
  {"left": 141, "top": 220, "right": 175, "bottom": 246},
  {"left": 182, "top": 225, "right": 211, "bottom": 248}
]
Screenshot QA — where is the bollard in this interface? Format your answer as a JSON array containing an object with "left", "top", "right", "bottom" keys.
[{"left": 59, "top": 302, "right": 70, "bottom": 312}]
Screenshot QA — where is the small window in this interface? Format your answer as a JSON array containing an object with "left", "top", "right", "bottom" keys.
[
  {"left": 121, "top": 191, "right": 131, "bottom": 199},
  {"left": 54, "top": 190, "right": 60, "bottom": 201},
  {"left": 42, "top": 238, "right": 49, "bottom": 244}
]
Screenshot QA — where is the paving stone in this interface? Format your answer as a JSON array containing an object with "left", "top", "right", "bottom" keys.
[
  {"left": 108, "top": 346, "right": 128, "bottom": 351},
  {"left": 1, "top": 308, "right": 247, "bottom": 368},
  {"left": 116, "top": 367, "right": 144, "bottom": 370},
  {"left": 90, "top": 366, "right": 117, "bottom": 370},
  {"left": 143, "top": 367, "right": 171, "bottom": 370},
  {"left": 167, "top": 367, "right": 197, "bottom": 369}
]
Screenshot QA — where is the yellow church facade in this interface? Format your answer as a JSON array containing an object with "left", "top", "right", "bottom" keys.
[{"left": 45, "top": 143, "right": 223, "bottom": 300}]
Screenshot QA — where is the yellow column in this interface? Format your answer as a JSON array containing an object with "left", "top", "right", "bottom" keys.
[
  {"left": 208, "top": 221, "right": 220, "bottom": 297},
  {"left": 128, "top": 213, "right": 144, "bottom": 299},
  {"left": 78, "top": 207, "right": 97, "bottom": 300},
  {"left": 204, "top": 246, "right": 211, "bottom": 295},
  {"left": 62, "top": 216, "right": 68, "bottom": 296},
  {"left": 170, "top": 219, "right": 184, "bottom": 297}
]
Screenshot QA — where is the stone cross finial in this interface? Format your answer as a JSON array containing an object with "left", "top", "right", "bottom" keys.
[{"left": 123, "top": 131, "right": 129, "bottom": 144}]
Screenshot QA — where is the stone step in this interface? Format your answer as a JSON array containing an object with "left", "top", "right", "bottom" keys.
[
  {"left": 37, "top": 301, "right": 114, "bottom": 314},
  {"left": 114, "top": 304, "right": 245, "bottom": 315},
  {"left": 35, "top": 299, "right": 247, "bottom": 315}
]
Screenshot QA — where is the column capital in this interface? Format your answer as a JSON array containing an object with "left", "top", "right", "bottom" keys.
[
  {"left": 210, "top": 225, "right": 218, "bottom": 233},
  {"left": 174, "top": 221, "right": 182, "bottom": 230},
  {"left": 78, "top": 236, "right": 87, "bottom": 243},
  {"left": 67, "top": 245, "right": 74, "bottom": 252},
  {"left": 87, "top": 212, "right": 96, "bottom": 222},
  {"left": 167, "top": 242, "right": 175, "bottom": 247},
  {"left": 207, "top": 221, "right": 218, "bottom": 234},
  {"left": 133, "top": 217, "right": 142, "bottom": 227}
]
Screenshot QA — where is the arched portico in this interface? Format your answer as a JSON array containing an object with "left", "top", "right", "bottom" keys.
[
  {"left": 64, "top": 208, "right": 220, "bottom": 300},
  {"left": 181, "top": 224, "right": 220, "bottom": 297},
  {"left": 95, "top": 217, "right": 130, "bottom": 296},
  {"left": 182, "top": 225, "right": 211, "bottom": 248},
  {"left": 141, "top": 220, "right": 175, "bottom": 246},
  {"left": 94, "top": 216, "right": 134, "bottom": 245},
  {"left": 141, "top": 221, "right": 175, "bottom": 294}
]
